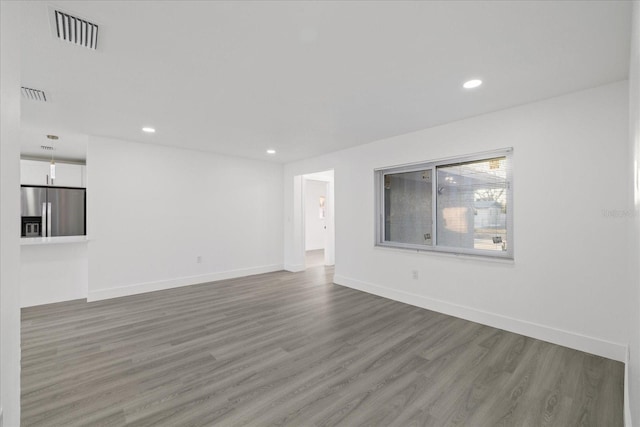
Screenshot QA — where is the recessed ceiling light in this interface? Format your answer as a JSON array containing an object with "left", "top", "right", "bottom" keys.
[
  {"left": 266, "top": 149, "right": 276, "bottom": 155},
  {"left": 463, "top": 79, "right": 483, "bottom": 89},
  {"left": 142, "top": 127, "right": 156, "bottom": 133}
]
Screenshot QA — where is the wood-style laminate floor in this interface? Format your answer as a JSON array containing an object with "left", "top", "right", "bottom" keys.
[{"left": 22, "top": 267, "right": 624, "bottom": 426}]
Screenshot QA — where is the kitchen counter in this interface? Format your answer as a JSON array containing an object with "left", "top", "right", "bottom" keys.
[
  {"left": 20, "top": 236, "right": 88, "bottom": 307},
  {"left": 21, "top": 236, "right": 89, "bottom": 246}
]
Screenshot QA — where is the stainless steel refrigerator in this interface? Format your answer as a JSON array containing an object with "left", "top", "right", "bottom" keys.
[{"left": 21, "top": 185, "right": 86, "bottom": 237}]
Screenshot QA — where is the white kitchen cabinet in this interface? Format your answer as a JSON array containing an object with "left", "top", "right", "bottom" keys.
[
  {"left": 20, "top": 159, "right": 86, "bottom": 187},
  {"left": 20, "top": 159, "right": 50, "bottom": 185},
  {"left": 54, "top": 163, "right": 85, "bottom": 187}
]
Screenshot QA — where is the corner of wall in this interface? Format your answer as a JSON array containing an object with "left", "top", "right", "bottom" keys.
[
  {"left": 626, "top": 345, "right": 633, "bottom": 427},
  {"left": 628, "top": 1, "right": 640, "bottom": 425},
  {"left": 0, "top": 1, "right": 22, "bottom": 424}
]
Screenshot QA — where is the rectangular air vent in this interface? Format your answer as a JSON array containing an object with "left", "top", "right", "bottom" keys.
[
  {"left": 21, "top": 87, "right": 47, "bottom": 102},
  {"left": 54, "top": 10, "right": 98, "bottom": 50}
]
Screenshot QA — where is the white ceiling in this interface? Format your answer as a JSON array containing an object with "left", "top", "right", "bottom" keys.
[
  {"left": 20, "top": 1, "right": 632, "bottom": 163},
  {"left": 20, "top": 127, "right": 87, "bottom": 163}
]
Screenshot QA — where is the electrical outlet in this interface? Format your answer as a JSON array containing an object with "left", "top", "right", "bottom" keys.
[
  {"left": 196, "top": 256, "right": 202, "bottom": 264},
  {"left": 412, "top": 270, "right": 419, "bottom": 280}
]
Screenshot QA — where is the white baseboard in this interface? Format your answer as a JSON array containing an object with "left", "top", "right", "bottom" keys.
[
  {"left": 88, "top": 264, "right": 283, "bottom": 301},
  {"left": 333, "top": 274, "right": 627, "bottom": 362},
  {"left": 21, "top": 293, "right": 88, "bottom": 308},
  {"left": 284, "top": 263, "right": 305, "bottom": 272}
]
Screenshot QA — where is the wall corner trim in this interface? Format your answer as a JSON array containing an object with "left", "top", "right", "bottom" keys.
[
  {"left": 88, "top": 264, "right": 283, "bottom": 301},
  {"left": 625, "top": 346, "right": 633, "bottom": 427},
  {"left": 333, "top": 274, "right": 628, "bottom": 362}
]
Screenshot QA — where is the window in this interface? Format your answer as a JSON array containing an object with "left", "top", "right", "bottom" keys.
[{"left": 375, "top": 149, "right": 513, "bottom": 259}]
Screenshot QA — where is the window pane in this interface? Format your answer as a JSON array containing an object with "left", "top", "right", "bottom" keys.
[
  {"left": 384, "top": 170, "right": 432, "bottom": 245},
  {"left": 436, "top": 157, "right": 508, "bottom": 252}
]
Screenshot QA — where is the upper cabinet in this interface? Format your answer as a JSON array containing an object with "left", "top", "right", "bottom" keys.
[{"left": 21, "top": 159, "right": 86, "bottom": 188}]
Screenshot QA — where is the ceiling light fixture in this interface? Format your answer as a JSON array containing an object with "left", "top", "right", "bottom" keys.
[
  {"left": 266, "top": 149, "right": 276, "bottom": 155},
  {"left": 46, "top": 135, "right": 58, "bottom": 182},
  {"left": 142, "top": 127, "right": 156, "bottom": 133},
  {"left": 463, "top": 79, "right": 483, "bottom": 89}
]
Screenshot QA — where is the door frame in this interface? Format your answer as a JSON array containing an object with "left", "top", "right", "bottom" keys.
[{"left": 294, "top": 170, "right": 335, "bottom": 269}]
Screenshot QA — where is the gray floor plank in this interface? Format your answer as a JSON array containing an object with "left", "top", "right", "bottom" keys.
[{"left": 21, "top": 267, "right": 623, "bottom": 426}]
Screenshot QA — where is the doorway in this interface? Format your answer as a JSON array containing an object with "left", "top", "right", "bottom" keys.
[
  {"left": 300, "top": 170, "right": 334, "bottom": 269},
  {"left": 304, "top": 179, "right": 328, "bottom": 267}
]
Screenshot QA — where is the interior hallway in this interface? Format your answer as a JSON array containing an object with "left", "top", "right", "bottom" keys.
[{"left": 305, "top": 249, "right": 325, "bottom": 268}]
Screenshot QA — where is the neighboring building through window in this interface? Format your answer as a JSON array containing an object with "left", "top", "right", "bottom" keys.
[{"left": 375, "top": 149, "right": 513, "bottom": 259}]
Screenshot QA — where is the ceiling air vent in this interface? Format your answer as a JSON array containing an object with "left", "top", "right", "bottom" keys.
[
  {"left": 54, "top": 10, "right": 98, "bottom": 50},
  {"left": 21, "top": 87, "right": 47, "bottom": 102}
]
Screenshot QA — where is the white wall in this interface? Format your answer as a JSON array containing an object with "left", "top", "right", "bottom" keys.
[
  {"left": 87, "top": 136, "right": 284, "bottom": 300},
  {"left": 285, "top": 81, "right": 631, "bottom": 362},
  {"left": 0, "top": 1, "right": 21, "bottom": 424},
  {"left": 629, "top": 1, "right": 640, "bottom": 424},
  {"left": 21, "top": 243, "right": 88, "bottom": 307},
  {"left": 304, "top": 179, "right": 327, "bottom": 251}
]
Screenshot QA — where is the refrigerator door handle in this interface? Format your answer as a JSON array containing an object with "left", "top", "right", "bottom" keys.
[
  {"left": 47, "top": 202, "right": 52, "bottom": 238},
  {"left": 41, "top": 202, "right": 47, "bottom": 237}
]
